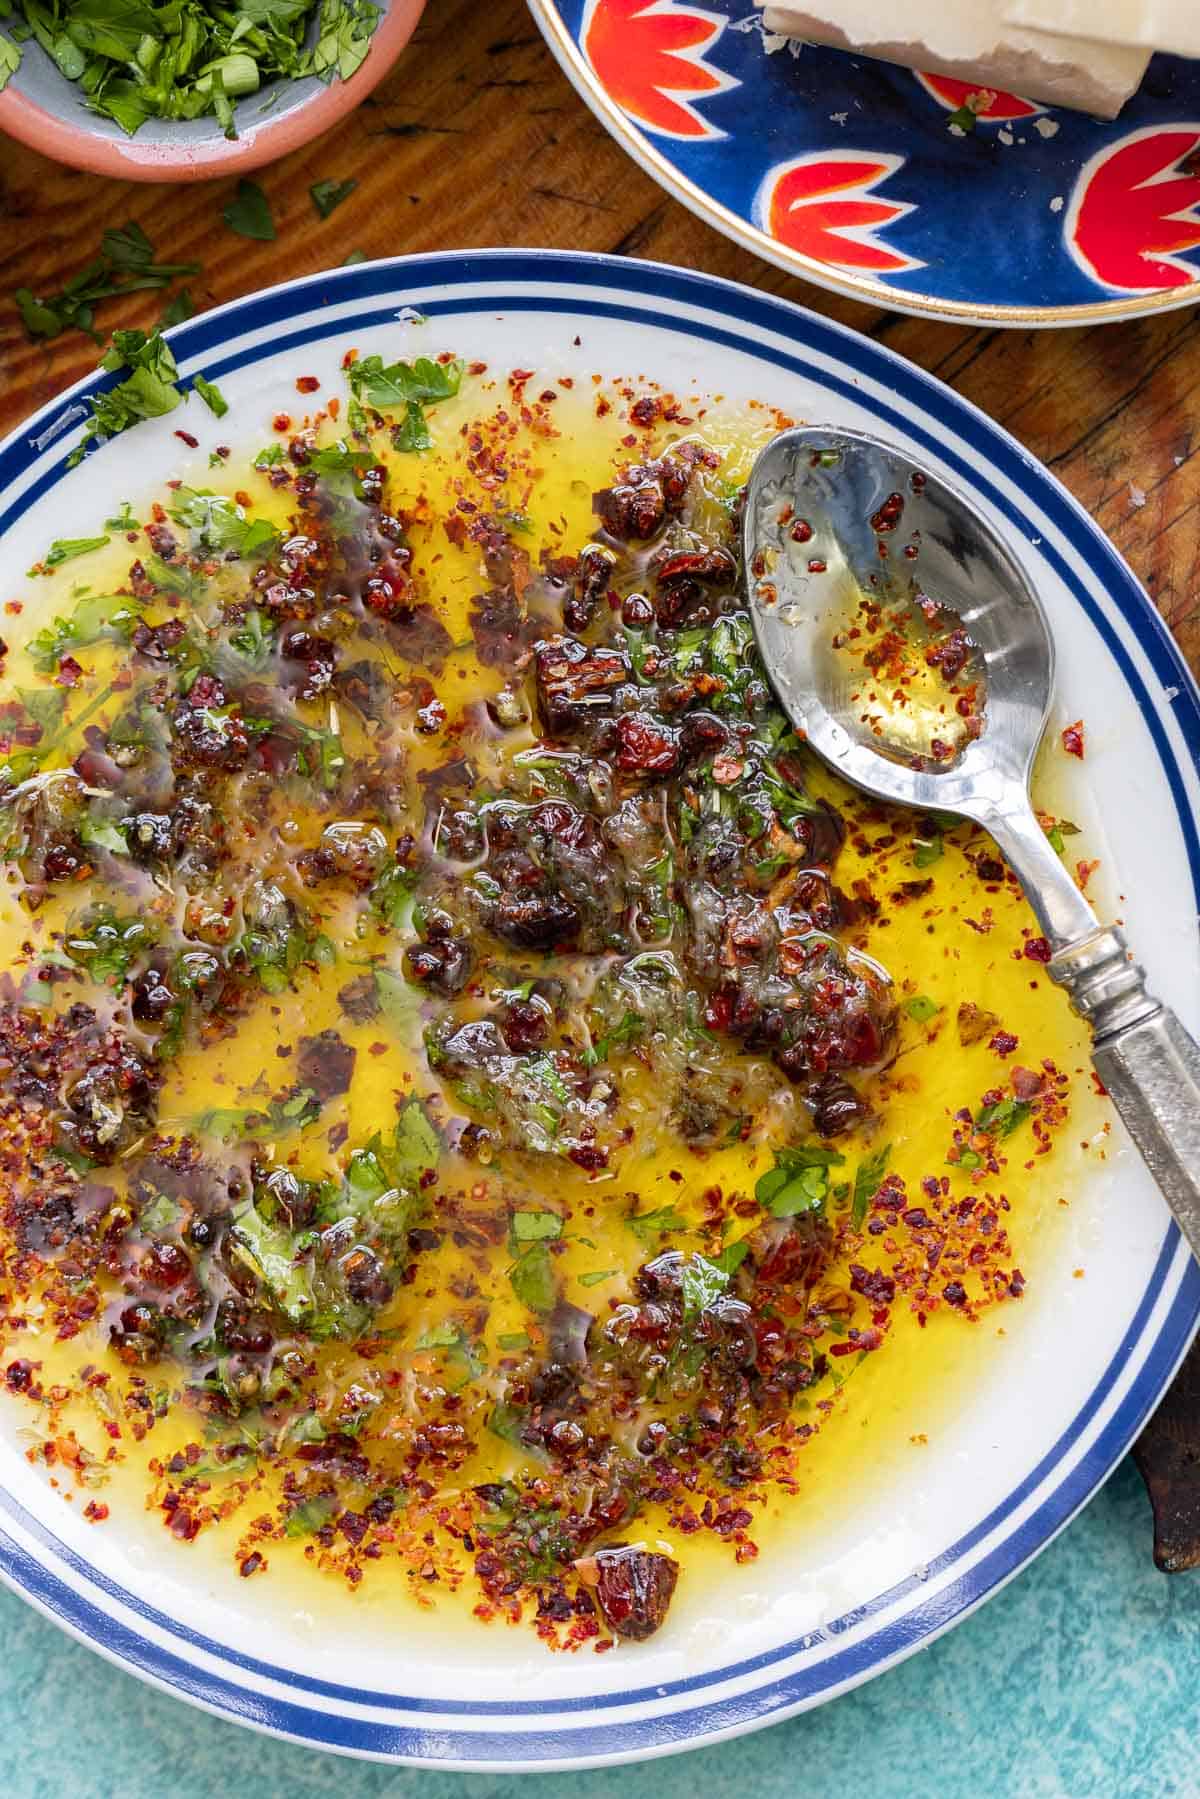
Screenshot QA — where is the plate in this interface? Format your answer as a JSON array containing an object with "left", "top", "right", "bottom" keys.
[
  {"left": 0, "top": 250, "right": 1198, "bottom": 1767},
  {"left": 528, "top": 1, "right": 1200, "bottom": 327}
]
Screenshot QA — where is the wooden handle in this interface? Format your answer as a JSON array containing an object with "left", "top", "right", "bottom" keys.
[{"left": 1133, "top": 1332, "right": 1200, "bottom": 1572}]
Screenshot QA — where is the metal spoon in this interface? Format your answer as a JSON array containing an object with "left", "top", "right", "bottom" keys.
[{"left": 745, "top": 423, "right": 1200, "bottom": 1259}]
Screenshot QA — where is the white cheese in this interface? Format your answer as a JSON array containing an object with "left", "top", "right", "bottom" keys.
[
  {"left": 757, "top": 1, "right": 1152, "bottom": 117},
  {"left": 1004, "top": 0, "right": 1200, "bottom": 61}
]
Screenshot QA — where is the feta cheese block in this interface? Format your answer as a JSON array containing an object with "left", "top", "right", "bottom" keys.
[
  {"left": 758, "top": 0, "right": 1153, "bottom": 116},
  {"left": 1004, "top": 0, "right": 1200, "bottom": 61}
]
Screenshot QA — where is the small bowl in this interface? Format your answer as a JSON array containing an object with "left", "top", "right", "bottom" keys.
[{"left": 0, "top": 0, "right": 425, "bottom": 180}]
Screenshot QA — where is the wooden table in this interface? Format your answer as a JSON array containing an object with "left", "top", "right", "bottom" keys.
[{"left": 2, "top": 0, "right": 1199, "bottom": 1561}]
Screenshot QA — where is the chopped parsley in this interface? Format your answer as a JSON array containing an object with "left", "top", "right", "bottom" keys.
[
  {"left": 29, "top": 535, "right": 110, "bottom": 575},
  {"left": 851, "top": 1144, "right": 892, "bottom": 1230},
  {"left": 193, "top": 375, "right": 229, "bottom": 418},
  {"left": 13, "top": 221, "right": 198, "bottom": 343},
  {"left": 0, "top": 0, "right": 380, "bottom": 139},
  {"left": 222, "top": 180, "right": 275, "bottom": 242},
  {"left": 68, "top": 328, "right": 183, "bottom": 467},
  {"left": 310, "top": 178, "right": 357, "bottom": 219},
  {"left": 755, "top": 1143, "right": 845, "bottom": 1218},
  {"left": 346, "top": 354, "right": 464, "bottom": 455}
]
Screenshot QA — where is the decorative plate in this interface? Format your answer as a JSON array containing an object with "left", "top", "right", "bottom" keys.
[
  {"left": 0, "top": 251, "right": 1198, "bottom": 1767},
  {"left": 528, "top": 1, "right": 1200, "bottom": 327}
]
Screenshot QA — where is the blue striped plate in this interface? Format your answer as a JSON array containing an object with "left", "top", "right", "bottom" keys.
[{"left": 0, "top": 251, "right": 1197, "bottom": 1766}]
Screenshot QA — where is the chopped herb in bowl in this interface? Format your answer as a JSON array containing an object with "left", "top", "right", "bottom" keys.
[{"left": 0, "top": 0, "right": 383, "bottom": 138}]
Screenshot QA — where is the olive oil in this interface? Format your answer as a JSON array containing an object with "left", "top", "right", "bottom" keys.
[{"left": 0, "top": 369, "right": 1105, "bottom": 1645}]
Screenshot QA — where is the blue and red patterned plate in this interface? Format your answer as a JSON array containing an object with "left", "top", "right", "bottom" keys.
[{"left": 528, "top": 0, "right": 1200, "bottom": 326}]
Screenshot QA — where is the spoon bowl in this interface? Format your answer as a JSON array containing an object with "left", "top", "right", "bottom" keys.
[{"left": 744, "top": 425, "right": 1053, "bottom": 820}]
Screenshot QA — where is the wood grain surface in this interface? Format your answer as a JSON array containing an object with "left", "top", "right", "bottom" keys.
[{"left": 1, "top": 0, "right": 1199, "bottom": 1558}]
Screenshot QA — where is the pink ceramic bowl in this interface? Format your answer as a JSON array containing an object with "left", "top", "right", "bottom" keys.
[{"left": 0, "top": 0, "right": 425, "bottom": 180}]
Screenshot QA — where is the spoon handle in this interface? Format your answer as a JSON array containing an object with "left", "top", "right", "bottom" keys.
[
  {"left": 986, "top": 808, "right": 1200, "bottom": 1260},
  {"left": 1058, "top": 932, "right": 1200, "bottom": 1262}
]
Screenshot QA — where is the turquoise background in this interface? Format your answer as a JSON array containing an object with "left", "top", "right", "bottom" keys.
[{"left": 0, "top": 1457, "right": 1195, "bottom": 1796}]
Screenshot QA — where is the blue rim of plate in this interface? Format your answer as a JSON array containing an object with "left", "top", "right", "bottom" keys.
[
  {"left": 528, "top": 0, "right": 1200, "bottom": 328},
  {"left": 0, "top": 250, "right": 1198, "bottom": 1767}
]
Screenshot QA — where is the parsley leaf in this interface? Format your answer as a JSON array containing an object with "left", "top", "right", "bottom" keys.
[
  {"left": 285, "top": 1494, "right": 338, "bottom": 1537},
  {"left": 169, "top": 489, "right": 277, "bottom": 560},
  {"left": 392, "top": 399, "right": 431, "bottom": 454},
  {"left": 31, "top": 535, "right": 110, "bottom": 573},
  {"left": 12, "top": 221, "right": 199, "bottom": 343},
  {"left": 680, "top": 1253, "right": 732, "bottom": 1323},
  {"left": 755, "top": 1143, "right": 845, "bottom": 1218},
  {"left": 63, "top": 909, "right": 153, "bottom": 986},
  {"left": 509, "top": 1240, "right": 557, "bottom": 1314},
  {"left": 310, "top": 177, "right": 356, "bottom": 219},
  {"left": 348, "top": 354, "right": 464, "bottom": 411},
  {"left": 626, "top": 1203, "right": 688, "bottom": 1245},
  {"left": 0, "top": 32, "right": 20, "bottom": 91},
  {"left": 509, "top": 1210, "right": 562, "bottom": 1250},
  {"left": 29, "top": 591, "right": 144, "bottom": 671},
  {"left": 975, "top": 1096, "right": 1032, "bottom": 1137},
  {"left": 69, "top": 329, "right": 183, "bottom": 466},
  {"left": 311, "top": 0, "right": 379, "bottom": 82},
  {"left": 222, "top": 179, "right": 275, "bottom": 242},
  {"left": 392, "top": 1098, "right": 440, "bottom": 1186},
  {"left": 193, "top": 374, "right": 229, "bottom": 418},
  {"left": 851, "top": 1144, "right": 892, "bottom": 1229},
  {"left": 160, "top": 288, "right": 195, "bottom": 327}
]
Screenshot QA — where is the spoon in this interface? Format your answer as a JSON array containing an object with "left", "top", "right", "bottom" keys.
[{"left": 744, "top": 424, "right": 1200, "bottom": 1260}]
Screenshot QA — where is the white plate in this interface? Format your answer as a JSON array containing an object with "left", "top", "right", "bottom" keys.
[{"left": 0, "top": 250, "right": 1197, "bottom": 1768}]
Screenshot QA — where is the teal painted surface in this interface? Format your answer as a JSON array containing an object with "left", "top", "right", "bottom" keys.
[{"left": 0, "top": 1457, "right": 1194, "bottom": 1797}]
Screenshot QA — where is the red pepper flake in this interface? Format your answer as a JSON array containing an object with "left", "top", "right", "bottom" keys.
[
  {"left": 1023, "top": 937, "right": 1052, "bottom": 963},
  {"left": 989, "top": 1030, "right": 1018, "bottom": 1057},
  {"left": 83, "top": 1500, "right": 109, "bottom": 1523},
  {"left": 790, "top": 519, "right": 813, "bottom": 543},
  {"left": 168, "top": 1505, "right": 200, "bottom": 1541},
  {"left": 272, "top": 413, "right": 292, "bottom": 432},
  {"left": 807, "top": 558, "right": 828, "bottom": 574},
  {"left": 240, "top": 1551, "right": 265, "bottom": 1577},
  {"left": 174, "top": 429, "right": 199, "bottom": 448},
  {"left": 1011, "top": 1066, "right": 1045, "bottom": 1101},
  {"left": 1061, "top": 720, "right": 1085, "bottom": 758},
  {"left": 296, "top": 376, "right": 320, "bottom": 394}
]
